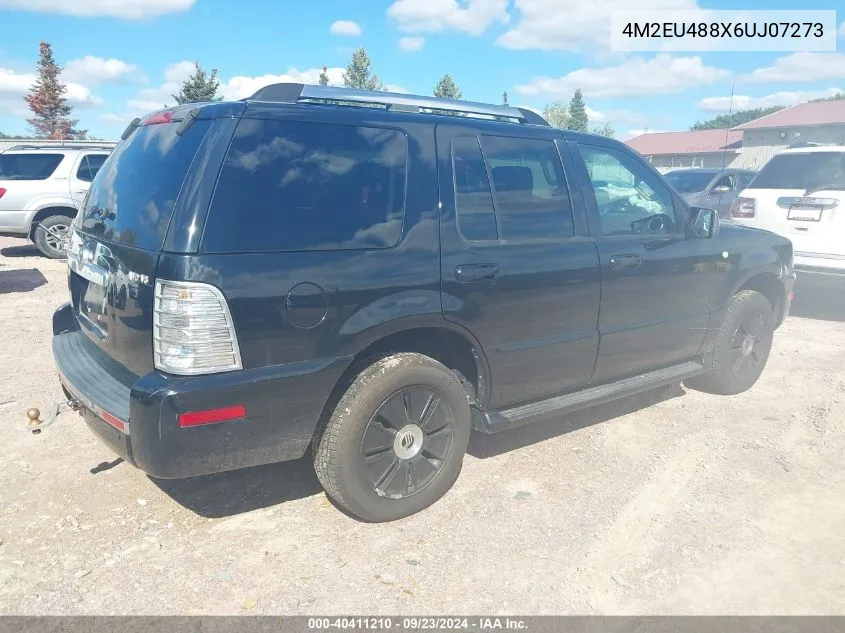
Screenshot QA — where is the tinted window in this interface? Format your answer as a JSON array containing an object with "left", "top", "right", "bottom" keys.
[
  {"left": 737, "top": 172, "right": 756, "bottom": 189},
  {"left": 0, "top": 153, "right": 63, "bottom": 180},
  {"left": 714, "top": 174, "right": 735, "bottom": 190},
  {"left": 480, "top": 135, "right": 574, "bottom": 241},
  {"left": 76, "top": 154, "right": 108, "bottom": 182},
  {"left": 452, "top": 136, "right": 498, "bottom": 241},
  {"left": 578, "top": 144, "right": 678, "bottom": 237},
  {"left": 204, "top": 119, "right": 407, "bottom": 253},
  {"left": 751, "top": 152, "right": 845, "bottom": 190},
  {"left": 663, "top": 170, "right": 715, "bottom": 194},
  {"left": 78, "top": 119, "right": 212, "bottom": 250}
]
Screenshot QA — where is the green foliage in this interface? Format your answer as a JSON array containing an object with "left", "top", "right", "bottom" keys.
[
  {"left": 343, "top": 48, "right": 383, "bottom": 91},
  {"left": 567, "top": 89, "right": 589, "bottom": 133},
  {"left": 810, "top": 92, "right": 844, "bottom": 103},
  {"left": 542, "top": 101, "right": 569, "bottom": 129},
  {"left": 24, "top": 41, "right": 85, "bottom": 139},
  {"left": 502, "top": 90, "right": 508, "bottom": 105},
  {"left": 433, "top": 74, "right": 463, "bottom": 100},
  {"left": 319, "top": 65, "right": 330, "bottom": 86},
  {"left": 591, "top": 123, "right": 616, "bottom": 138},
  {"left": 172, "top": 62, "right": 222, "bottom": 105},
  {"left": 690, "top": 106, "right": 784, "bottom": 130}
]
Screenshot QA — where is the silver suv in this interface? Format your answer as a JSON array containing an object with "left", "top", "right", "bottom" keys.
[{"left": 0, "top": 143, "right": 112, "bottom": 258}]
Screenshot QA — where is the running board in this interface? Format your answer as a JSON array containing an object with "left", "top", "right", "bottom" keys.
[{"left": 475, "top": 360, "right": 707, "bottom": 434}]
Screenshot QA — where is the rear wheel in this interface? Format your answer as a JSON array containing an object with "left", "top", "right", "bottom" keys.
[
  {"left": 688, "top": 290, "right": 775, "bottom": 395},
  {"left": 33, "top": 214, "right": 72, "bottom": 259},
  {"left": 314, "top": 353, "right": 471, "bottom": 522}
]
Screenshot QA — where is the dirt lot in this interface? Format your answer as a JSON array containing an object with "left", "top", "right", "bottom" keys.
[{"left": 0, "top": 234, "right": 844, "bottom": 615}]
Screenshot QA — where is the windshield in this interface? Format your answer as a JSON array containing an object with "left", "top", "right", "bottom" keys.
[
  {"left": 751, "top": 152, "right": 845, "bottom": 191},
  {"left": 663, "top": 170, "right": 716, "bottom": 194},
  {"left": 0, "top": 153, "right": 63, "bottom": 180},
  {"left": 77, "top": 119, "right": 211, "bottom": 250}
]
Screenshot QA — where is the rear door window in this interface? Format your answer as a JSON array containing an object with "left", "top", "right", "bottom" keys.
[
  {"left": 77, "top": 119, "right": 212, "bottom": 250},
  {"left": 202, "top": 119, "right": 408, "bottom": 253},
  {"left": 0, "top": 153, "right": 63, "bottom": 180},
  {"left": 452, "top": 136, "right": 498, "bottom": 242}
]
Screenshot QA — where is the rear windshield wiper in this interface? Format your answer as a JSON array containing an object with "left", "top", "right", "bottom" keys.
[
  {"left": 174, "top": 108, "right": 200, "bottom": 136},
  {"left": 120, "top": 117, "right": 141, "bottom": 141}
]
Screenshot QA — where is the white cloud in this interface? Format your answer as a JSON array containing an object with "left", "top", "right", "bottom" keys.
[
  {"left": 698, "top": 88, "right": 845, "bottom": 112},
  {"left": 586, "top": 107, "right": 646, "bottom": 127},
  {"left": 625, "top": 128, "right": 666, "bottom": 139},
  {"left": 515, "top": 54, "right": 729, "bottom": 99},
  {"left": 0, "top": 0, "right": 194, "bottom": 19},
  {"left": 128, "top": 61, "right": 197, "bottom": 111},
  {"left": 742, "top": 53, "right": 845, "bottom": 84},
  {"left": 387, "top": 0, "right": 509, "bottom": 36},
  {"left": 496, "top": 0, "right": 699, "bottom": 52},
  {"left": 0, "top": 67, "right": 103, "bottom": 117},
  {"left": 64, "top": 55, "right": 141, "bottom": 85},
  {"left": 399, "top": 36, "right": 425, "bottom": 52},
  {"left": 330, "top": 20, "right": 363, "bottom": 36},
  {"left": 220, "top": 67, "right": 346, "bottom": 100}
]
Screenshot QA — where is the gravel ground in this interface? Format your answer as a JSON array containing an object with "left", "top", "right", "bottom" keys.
[{"left": 1, "top": 234, "right": 844, "bottom": 615}]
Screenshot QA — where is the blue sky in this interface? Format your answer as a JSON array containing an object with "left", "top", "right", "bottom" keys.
[{"left": 0, "top": 0, "right": 843, "bottom": 139}]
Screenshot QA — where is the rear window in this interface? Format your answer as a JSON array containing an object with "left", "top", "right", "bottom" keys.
[
  {"left": 750, "top": 152, "right": 845, "bottom": 190},
  {"left": 77, "top": 120, "right": 211, "bottom": 250},
  {"left": 0, "top": 153, "right": 63, "bottom": 180},
  {"left": 202, "top": 119, "right": 408, "bottom": 253}
]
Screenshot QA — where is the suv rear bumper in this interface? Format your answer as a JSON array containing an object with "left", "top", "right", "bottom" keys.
[
  {"left": 794, "top": 252, "right": 845, "bottom": 288},
  {"left": 52, "top": 303, "right": 350, "bottom": 479}
]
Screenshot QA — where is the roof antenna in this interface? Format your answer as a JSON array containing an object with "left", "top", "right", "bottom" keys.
[{"left": 719, "top": 81, "right": 735, "bottom": 176}]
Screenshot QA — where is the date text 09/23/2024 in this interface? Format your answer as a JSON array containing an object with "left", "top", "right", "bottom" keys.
[{"left": 307, "top": 617, "right": 528, "bottom": 630}]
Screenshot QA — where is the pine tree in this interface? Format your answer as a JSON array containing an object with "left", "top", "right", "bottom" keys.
[
  {"left": 567, "top": 89, "right": 588, "bottom": 133},
  {"left": 24, "top": 42, "right": 85, "bottom": 139},
  {"left": 542, "top": 101, "right": 569, "bottom": 129},
  {"left": 433, "top": 74, "right": 462, "bottom": 100},
  {"left": 342, "top": 48, "right": 383, "bottom": 91},
  {"left": 319, "top": 65, "right": 330, "bottom": 86},
  {"left": 502, "top": 90, "right": 509, "bottom": 105},
  {"left": 172, "top": 62, "right": 222, "bottom": 104}
]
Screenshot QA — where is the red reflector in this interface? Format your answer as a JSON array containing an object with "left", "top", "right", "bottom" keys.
[
  {"left": 0, "top": 188, "right": 6, "bottom": 199},
  {"left": 179, "top": 405, "right": 247, "bottom": 428},
  {"left": 101, "top": 410, "right": 127, "bottom": 432},
  {"left": 142, "top": 111, "right": 174, "bottom": 126}
]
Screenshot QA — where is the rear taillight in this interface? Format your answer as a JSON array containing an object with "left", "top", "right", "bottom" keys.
[
  {"left": 0, "top": 188, "right": 6, "bottom": 199},
  {"left": 731, "top": 197, "right": 755, "bottom": 218},
  {"left": 153, "top": 279, "right": 242, "bottom": 375}
]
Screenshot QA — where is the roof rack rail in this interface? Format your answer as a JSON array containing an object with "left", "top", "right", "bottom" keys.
[
  {"left": 246, "top": 83, "right": 550, "bottom": 126},
  {"left": 4, "top": 141, "right": 116, "bottom": 152}
]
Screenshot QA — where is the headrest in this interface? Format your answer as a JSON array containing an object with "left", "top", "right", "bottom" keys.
[{"left": 492, "top": 166, "right": 533, "bottom": 193}]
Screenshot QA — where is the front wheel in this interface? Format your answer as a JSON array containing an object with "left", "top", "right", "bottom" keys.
[
  {"left": 687, "top": 290, "right": 775, "bottom": 395},
  {"left": 33, "top": 214, "right": 72, "bottom": 259},
  {"left": 314, "top": 353, "right": 472, "bottom": 522}
]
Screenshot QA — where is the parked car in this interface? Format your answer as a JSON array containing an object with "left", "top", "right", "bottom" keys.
[
  {"left": 51, "top": 85, "right": 795, "bottom": 522},
  {"left": 730, "top": 145, "right": 845, "bottom": 285},
  {"left": 663, "top": 167, "right": 757, "bottom": 219},
  {"left": 0, "top": 143, "right": 111, "bottom": 258}
]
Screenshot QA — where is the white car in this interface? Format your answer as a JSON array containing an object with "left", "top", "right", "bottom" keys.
[
  {"left": 0, "top": 143, "right": 112, "bottom": 258},
  {"left": 731, "top": 145, "right": 845, "bottom": 285}
]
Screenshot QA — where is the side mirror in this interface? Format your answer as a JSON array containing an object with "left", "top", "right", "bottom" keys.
[
  {"left": 691, "top": 206, "right": 718, "bottom": 239},
  {"left": 711, "top": 185, "right": 731, "bottom": 194}
]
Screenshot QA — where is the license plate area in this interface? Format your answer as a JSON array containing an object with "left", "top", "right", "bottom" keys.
[{"left": 787, "top": 206, "right": 822, "bottom": 222}]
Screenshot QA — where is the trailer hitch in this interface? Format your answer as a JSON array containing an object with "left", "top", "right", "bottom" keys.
[{"left": 27, "top": 399, "right": 79, "bottom": 434}]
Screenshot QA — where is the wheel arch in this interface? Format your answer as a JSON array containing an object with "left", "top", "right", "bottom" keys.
[{"left": 28, "top": 206, "right": 78, "bottom": 240}]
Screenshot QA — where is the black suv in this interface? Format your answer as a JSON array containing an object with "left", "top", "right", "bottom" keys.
[{"left": 52, "top": 84, "right": 795, "bottom": 522}]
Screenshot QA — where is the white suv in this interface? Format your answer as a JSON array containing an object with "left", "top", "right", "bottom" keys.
[
  {"left": 0, "top": 143, "right": 112, "bottom": 258},
  {"left": 731, "top": 145, "right": 845, "bottom": 285}
]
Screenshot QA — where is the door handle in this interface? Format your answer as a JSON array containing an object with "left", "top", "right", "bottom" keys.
[
  {"left": 609, "top": 254, "right": 642, "bottom": 271},
  {"left": 455, "top": 263, "right": 500, "bottom": 283}
]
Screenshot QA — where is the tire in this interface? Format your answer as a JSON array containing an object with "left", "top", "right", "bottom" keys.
[
  {"left": 687, "top": 290, "right": 775, "bottom": 395},
  {"left": 33, "top": 214, "right": 73, "bottom": 259},
  {"left": 314, "top": 352, "right": 472, "bottom": 522}
]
